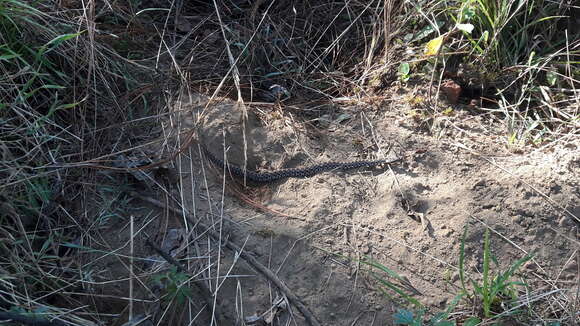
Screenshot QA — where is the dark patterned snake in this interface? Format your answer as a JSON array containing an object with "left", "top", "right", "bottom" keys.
[{"left": 201, "top": 142, "right": 399, "bottom": 183}]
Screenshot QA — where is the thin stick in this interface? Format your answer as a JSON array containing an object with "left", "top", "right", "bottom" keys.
[{"left": 134, "top": 193, "right": 322, "bottom": 326}]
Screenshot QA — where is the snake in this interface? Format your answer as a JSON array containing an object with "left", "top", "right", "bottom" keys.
[{"left": 200, "top": 141, "right": 399, "bottom": 184}]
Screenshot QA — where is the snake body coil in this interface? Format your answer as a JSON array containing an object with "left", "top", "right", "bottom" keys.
[{"left": 201, "top": 143, "right": 397, "bottom": 183}]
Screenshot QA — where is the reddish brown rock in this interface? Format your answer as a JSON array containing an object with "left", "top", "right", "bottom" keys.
[{"left": 441, "top": 79, "right": 462, "bottom": 104}]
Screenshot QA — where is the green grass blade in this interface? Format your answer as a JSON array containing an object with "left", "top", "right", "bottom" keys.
[
  {"left": 482, "top": 228, "right": 491, "bottom": 317},
  {"left": 371, "top": 272, "right": 422, "bottom": 307},
  {"left": 459, "top": 224, "right": 468, "bottom": 292}
]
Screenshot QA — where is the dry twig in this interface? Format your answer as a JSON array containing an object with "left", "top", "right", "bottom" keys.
[{"left": 133, "top": 193, "right": 322, "bottom": 326}]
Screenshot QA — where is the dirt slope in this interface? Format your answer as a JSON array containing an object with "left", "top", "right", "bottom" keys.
[{"left": 95, "top": 92, "right": 578, "bottom": 325}]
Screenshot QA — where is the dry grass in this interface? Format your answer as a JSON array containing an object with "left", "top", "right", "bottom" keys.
[{"left": 0, "top": 0, "right": 163, "bottom": 324}]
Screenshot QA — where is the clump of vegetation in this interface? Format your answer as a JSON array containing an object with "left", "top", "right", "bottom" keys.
[
  {"left": 152, "top": 267, "right": 193, "bottom": 305},
  {"left": 400, "top": 0, "right": 579, "bottom": 145},
  {"left": 1, "top": 1, "right": 157, "bottom": 324},
  {"left": 1, "top": 2, "right": 89, "bottom": 324},
  {"left": 459, "top": 227, "right": 533, "bottom": 320},
  {"left": 366, "top": 226, "right": 535, "bottom": 325}
]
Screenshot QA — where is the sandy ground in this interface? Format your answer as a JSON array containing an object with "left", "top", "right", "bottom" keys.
[{"left": 90, "top": 91, "right": 578, "bottom": 325}]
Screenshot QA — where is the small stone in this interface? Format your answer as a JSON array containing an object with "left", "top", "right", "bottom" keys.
[
  {"left": 524, "top": 235, "right": 535, "bottom": 244},
  {"left": 558, "top": 216, "right": 572, "bottom": 227},
  {"left": 363, "top": 244, "right": 372, "bottom": 254},
  {"left": 563, "top": 261, "right": 578, "bottom": 274},
  {"left": 441, "top": 228, "right": 454, "bottom": 237},
  {"left": 472, "top": 179, "right": 485, "bottom": 189},
  {"left": 424, "top": 298, "right": 437, "bottom": 306},
  {"left": 512, "top": 215, "right": 523, "bottom": 224},
  {"left": 451, "top": 272, "right": 460, "bottom": 283},
  {"left": 523, "top": 260, "right": 537, "bottom": 272}
]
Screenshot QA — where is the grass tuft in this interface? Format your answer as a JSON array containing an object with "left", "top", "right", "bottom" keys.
[
  {"left": 1, "top": 1, "right": 158, "bottom": 324},
  {"left": 369, "top": 224, "right": 539, "bottom": 324}
]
